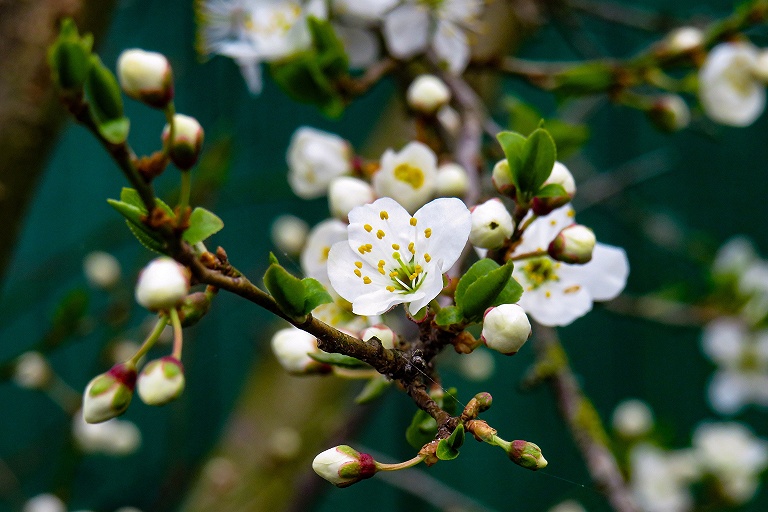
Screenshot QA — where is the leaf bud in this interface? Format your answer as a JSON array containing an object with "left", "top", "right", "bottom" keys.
[
  {"left": 47, "top": 19, "right": 93, "bottom": 100},
  {"left": 436, "top": 162, "right": 469, "bottom": 198},
  {"left": 179, "top": 291, "right": 211, "bottom": 327},
  {"left": 12, "top": 351, "right": 53, "bottom": 390},
  {"left": 507, "top": 440, "right": 548, "bottom": 470},
  {"left": 406, "top": 74, "right": 451, "bottom": 114},
  {"left": 361, "top": 324, "right": 397, "bottom": 350},
  {"left": 328, "top": 177, "right": 375, "bottom": 221},
  {"left": 135, "top": 257, "right": 190, "bottom": 311},
  {"left": 83, "top": 362, "right": 137, "bottom": 423},
  {"left": 647, "top": 94, "right": 691, "bottom": 132},
  {"left": 312, "top": 445, "right": 378, "bottom": 487},
  {"left": 469, "top": 199, "right": 515, "bottom": 250},
  {"left": 270, "top": 328, "right": 331, "bottom": 375},
  {"left": 532, "top": 162, "right": 576, "bottom": 215},
  {"left": 162, "top": 114, "right": 204, "bottom": 170},
  {"left": 117, "top": 49, "right": 174, "bottom": 108},
  {"left": 548, "top": 224, "right": 596, "bottom": 264},
  {"left": 481, "top": 304, "right": 531, "bottom": 355},
  {"left": 137, "top": 356, "right": 185, "bottom": 406},
  {"left": 492, "top": 159, "right": 516, "bottom": 197},
  {"left": 466, "top": 419, "right": 497, "bottom": 443}
]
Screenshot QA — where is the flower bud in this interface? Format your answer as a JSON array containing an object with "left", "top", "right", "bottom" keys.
[
  {"left": 612, "top": 399, "right": 654, "bottom": 438},
  {"left": 270, "top": 328, "right": 331, "bottom": 375},
  {"left": 328, "top": 177, "right": 375, "bottom": 220},
  {"left": 753, "top": 50, "right": 768, "bottom": 83},
  {"left": 117, "top": 49, "right": 173, "bottom": 108},
  {"left": 647, "top": 94, "right": 691, "bottom": 132},
  {"left": 361, "top": 324, "right": 397, "bottom": 350},
  {"left": 469, "top": 199, "right": 515, "bottom": 250},
  {"left": 22, "top": 494, "right": 66, "bottom": 512},
  {"left": 531, "top": 162, "right": 575, "bottom": 215},
  {"left": 179, "top": 291, "right": 211, "bottom": 327},
  {"left": 135, "top": 257, "right": 190, "bottom": 311},
  {"left": 466, "top": 419, "right": 497, "bottom": 443},
  {"left": 406, "top": 74, "right": 451, "bottom": 114},
  {"left": 492, "top": 159, "right": 515, "bottom": 197},
  {"left": 271, "top": 215, "right": 309, "bottom": 256},
  {"left": 12, "top": 351, "right": 52, "bottom": 390},
  {"left": 436, "top": 162, "right": 469, "bottom": 197},
  {"left": 137, "top": 356, "right": 185, "bottom": 406},
  {"left": 481, "top": 304, "right": 531, "bottom": 355},
  {"left": 83, "top": 251, "right": 121, "bottom": 289},
  {"left": 664, "top": 26, "right": 704, "bottom": 55},
  {"left": 312, "top": 445, "right": 378, "bottom": 487},
  {"left": 83, "top": 362, "right": 137, "bottom": 423},
  {"left": 72, "top": 410, "right": 141, "bottom": 456},
  {"left": 507, "top": 440, "right": 548, "bottom": 470},
  {"left": 162, "top": 114, "right": 204, "bottom": 170},
  {"left": 548, "top": 224, "right": 596, "bottom": 264},
  {"left": 474, "top": 391, "right": 493, "bottom": 412}
]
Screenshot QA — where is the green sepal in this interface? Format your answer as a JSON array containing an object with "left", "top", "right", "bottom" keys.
[
  {"left": 406, "top": 409, "right": 438, "bottom": 450},
  {"left": 436, "top": 423, "right": 465, "bottom": 461},
  {"left": 263, "top": 255, "right": 307, "bottom": 319},
  {"left": 455, "top": 260, "right": 519, "bottom": 321},
  {"left": 85, "top": 55, "right": 128, "bottom": 143},
  {"left": 535, "top": 183, "right": 568, "bottom": 199},
  {"left": 434, "top": 306, "right": 465, "bottom": 328},
  {"left": 47, "top": 19, "right": 93, "bottom": 96},
  {"left": 301, "top": 277, "right": 334, "bottom": 313},
  {"left": 355, "top": 374, "right": 391, "bottom": 404},
  {"left": 183, "top": 207, "right": 224, "bottom": 244},
  {"left": 308, "top": 352, "right": 369, "bottom": 369}
]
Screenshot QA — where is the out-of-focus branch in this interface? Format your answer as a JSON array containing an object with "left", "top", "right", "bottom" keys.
[
  {"left": 532, "top": 324, "right": 638, "bottom": 512},
  {"left": 0, "top": 0, "right": 116, "bottom": 284}
]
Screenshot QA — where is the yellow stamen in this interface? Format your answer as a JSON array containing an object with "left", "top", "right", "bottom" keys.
[
  {"left": 424, "top": 228, "right": 432, "bottom": 238},
  {"left": 386, "top": 286, "right": 395, "bottom": 292},
  {"left": 410, "top": 218, "right": 417, "bottom": 226},
  {"left": 355, "top": 261, "right": 363, "bottom": 268},
  {"left": 364, "top": 224, "right": 373, "bottom": 232},
  {"left": 424, "top": 253, "right": 432, "bottom": 263},
  {"left": 380, "top": 211, "right": 389, "bottom": 220},
  {"left": 392, "top": 243, "right": 400, "bottom": 250},
  {"left": 363, "top": 277, "right": 372, "bottom": 284},
  {"left": 354, "top": 269, "right": 362, "bottom": 277},
  {"left": 392, "top": 252, "right": 400, "bottom": 259},
  {"left": 377, "top": 230, "right": 386, "bottom": 239},
  {"left": 378, "top": 260, "right": 385, "bottom": 267},
  {"left": 408, "top": 242, "right": 415, "bottom": 254},
  {"left": 378, "top": 268, "right": 386, "bottom": 275}
]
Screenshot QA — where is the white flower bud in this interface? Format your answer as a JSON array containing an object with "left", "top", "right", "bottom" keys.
[
  {"left": 612, "top": 399, "right": 654, "bottom": 438},
  {"left": 373, "top": 141, "right": 438, "bottom": 213},
  {"left": 83, "top": 251, "right": 121, "bottom": 289},
  {"left": 648, "top": 94, "right": 691, "bottom": 132},
  {"left": 72, "top": 410, "right": 141, "bottom": 456},
  {"left": 312, "top": 445, "right": 378, "bottom": 487},
  {"left": 548, "top": 224, "right": 596, "bottom": 264},
  {"left": 117, "top": 49, "right": 173, "bottom": 108},
  {"left": 469, "top": 199, "right": 514, "bottom": 250},
  {"left": 22, "top": 494, "right": 66, "bottom": 512},
  {"left": 406, "top": 74, "right": 451, "bottom": 114},
  {"left": 135, "top": 257, "right": 190, "bottom": 311},
  {"left": 270, "top": 328, "right": 330, "bottom": 375},
  {"left": 162, "top": 114, "right": 204, "bottom": 170},
  {"left": 753, "top": 49, "right": 768, "bottom": 83},
  {"left": 287, "top": 127, "right": 353, "bottom": 199},
  {"left": 532, "top": 161, "right": 576, "bottom": 215},
  {"left": 82, "top": 363, "right": 137, "bottom": 424},
  {"left": 137, "top": 356, "right": 185, "bottom": 406},
  {"left": 492, "top": 159, "right": 515, "bottom": 196},
  {"left": 12, "top": 351, "right": 52, "bottom": 390},
  {"left": 328, "top": 177, "right": 375, "bottom": 220},
  {"left": 361, "top": 324, "right": 397, "bottom": 350},
  {"left": 271, "top": 215, "right": 309, "bottom": 256},
  {"left": 269, "top": 426, "right": 303, "bottom": 460},
  {"left": 665, "top": 26, "right": 704, "bottom": 55},
  {"left": 436, "top": 162, "right": 469, "bottom": 197},
  {"left": 437, "top": 105, "right": 461, "bottom": 136},
  {"left": 481, "top": 304, "right": 531, "bottom": 355}
]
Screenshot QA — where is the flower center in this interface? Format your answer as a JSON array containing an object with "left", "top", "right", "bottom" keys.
[
  {"left": 386, "top": 251, "right": 427, "bottom": 293},
  {"left": 394, "top": 163, "right": 425, "bottom": 190},
  {"left": 419, "top": 0, "right": 444, "bottom": 9},
  {"left": 522, "top": 257, "right": 560, "bottom": 289},
  {"left": 725, "top": 55, "right": 755, "bottom": 97}
]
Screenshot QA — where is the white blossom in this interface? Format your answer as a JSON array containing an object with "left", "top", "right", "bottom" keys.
[
  {"left": 328, "top": 177, "right": 375, "bottom": 220},
  {"left": 630, "top": 444, "right": 698, "bottom": 512},
  {"left": 271, "top": 214, "right": 309, "bottom": 256},
  {"left": 135, "top": 257, "right": 190, "bottom": 311},
  {"left": 361, "top": 324, "right": 396, "bottom": 350},
  {"left": 137, "top": 357, "right": 185, "bottom": 406},
  {"left": 116, "top": 49, "right": 173, "bottom": 107},
  {"left": 271, "top": 327, "right": 329, "bottom": 374},
  {"left": 435, "top": 162, "right": 469, "bottom": 197},
  {"left": 373, "top": 141, "right": 438, "bottom": 213},
  {"left": 22, "top": 494, "right": 66, "bottom": 512},
  {"left": 287, "top": 127, "right": 353, "bottom": 199},
  {"left": 312, "top": 445, "right": 378, "bottom": 487},
  {"left": 83, "top": 251, "right": 121, "bottom": 289},
  {"left": 162, "top": 114, "right": 205, "bottom": 170},
  {"left": 327, "top": 197, "right": 470, "bottom": 316},
  {"left": 12, "top": 351, "right": 52, "bottom": 390}
]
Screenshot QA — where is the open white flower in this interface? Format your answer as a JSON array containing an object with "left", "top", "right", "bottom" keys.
[
  {"left": 699, "top": 42, "right": 766, "bottom": 127},
  {"left": 512, "top": 206, "right": 629, "bottom": 326},
  {"left": 288, "top": 127, "right": 353, "bottom": 199},
  {"left": 327, "top": 197, "right": 470, "bottom": 315},
  {"left": 373, "top": 141, "right": 438, "bottom": 213},
  {"left": 630, "top": 443, "right": 698, "bottom": 512}
]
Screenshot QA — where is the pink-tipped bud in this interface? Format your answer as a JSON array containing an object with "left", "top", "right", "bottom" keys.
[
  {"left": 162, "top": 114, "right": 204, "bottom": 170},
  {"left": 548, "top": 224, "right": 596, "bottom": 264},
  {"left": 361, "top": 324, "right": 397, "bottom": 350},
  {"left": 83, "top": 362, "right": 137, "bottom": 423},
  {"left": 481, "top": 304, "right": 531, "bottom": 355},
  {"left": 135, "top": 257, "right": 190, "bottom": 311},
  {"left": 312, "top": 445, "right": 378, "bottom": 487},
  {"left": 117, "top": 49, "right": 173, "bottom": 108},
  {"left": 137, "top": 356, "right": 185, "bottom": 406},
  {"left": 507, "top": 440, "right": 548, "bottom": 470}
]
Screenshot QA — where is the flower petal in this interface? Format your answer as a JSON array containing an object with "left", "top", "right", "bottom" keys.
[
  {"left": 432, "top": 20, "right": 470, "bottom": 74},
  {"left": 414, "top": 197, "right": 471, "bottom": 273},
  {"left": 383, "top": 5, "right": 429, "bottom": 58},
  {"left": 514, "top": 206, "right": 575, "bottom": 255},
  {"left": 576, "top": 243, "right": 629, "bottom": 301},
  {"left": 516, "top": 278, "right": 592, "bottom": 327}
]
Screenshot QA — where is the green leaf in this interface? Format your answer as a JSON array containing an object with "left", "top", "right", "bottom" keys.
[
  {"left": 301, "top": 277, "right": 334, "bottom": 313},
  {"left": 307, "top": 16, "right": 348, "bottom": 77},
  {"left": 496, "top": 131, "right": 526, "bottom": 192},
  {"left": 85, "top": 55, "right": 125, "bottom": 140},
  {"left": 107, "top": 198, "right": 146, "bottom": 226},
  {"left": 126, "top": 220, "right": 166, "bottom": 253},
  {"left": 504, "top": 98, "right": 542, "bottom": 136},
  {"left": 406, "top": 410, "right": 438, "bottom": 449},
  {"left": 355, "top": 375, "right": 391, "bottom": 404},
  {"left": 494, "top": 273, "right": 524, "bottom": 307},
  {"left": 98, "top": 117, "right": 130, "bottom": 145},
  {"left": 119, "top": 187, "right": 174, "bottom": 216},
  {"left": 183, "top": 207, "right": 224, "bottom": 244},
  {"left": 436, "top": 424, "right": 465, "bottom": 461},
  {"left": 308, "top": 352, "right": 369, "bottom": 369},
  {"left": 461, "top": 261, "right": 516, "bottom": 321},
  {"left": 434, "top": 306, "right": 465, "bottom": 328},
  {"left": 48, "top": 19, "right": 93, "bottom": 96},
  {"left": 518, "top": 129, "right": 557, "bottom": 199},
  {"left": 263, "top": 261, "right": 307, "bottom": 319},
  {"left": 455, "top": 259, "right": 502, "bottom": 311},
  {"left": 536, "top": 183, "right": 568, "bottom": 198},
  {"left": 107, "top": 199, "right": 167, "bottom": 253}
]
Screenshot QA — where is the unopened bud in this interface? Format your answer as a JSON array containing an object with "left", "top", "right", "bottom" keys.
[
  {"left": 270, "top": 328, "right": 331, "bottom": 375},
  {"left": 548, "top": 224, "right": 596, "bottom": 264},
  {"left": 407, "top": 74, "right": 451, "bottom": 114},
  {"left": 117, "top": 49, "right": 173, "bottom": 108},
  {"left": 328, "top": 177, "right": 375, "bottom": 220},
  {"left": 312, "top": 445, "right": 378, "bottom": 487},
  {"left": 664, "top": 26, "right": 704, "bottom": 55},
  {"left": 507, "top": 440, "right": 548, "bottom": 470},
  {"left": 13, "top": 351, "right": 52, "bottom": 390},
  {"left": 361, "top": 324, "right": 397, "bottom": 350},
  {"left": 162, "top": 114, "right": 204, "bottom": 170},
  {"left": 83, "top": 251, "right": 121, "bottom": 289},
  {"left": 135, "top": 257, "right": 190, "bottom": 311},
  {"left": 647, "top": 94, "right": 691, "bottom": 132},
  {"left": 72, "top": 410, "right": 141, "bottom": 455},
  {"left": 179, "top": 291, "right": 211, "bottom": 327},
  {"left": 436, "top": 162, "right": 469, "bottom": 197},
  {"left": 466, "top": 419, "right": 497, "bottom": 443},
  {"left": 271, "top": 215, "right": 309, "bottom": 256},
  {"left": 469, "top": 199, "right": 515, "bottom": 250},
  {"left": 83, "top": 362, "right": 137, "bottom": 423},
  {"left": 481, "top": 304, "right": 531, "bottom": 355},
  {"left": 474, "top": 392, "right": 493, "bottom": 412},
  {"left": 22, "top": 494, "right": 66, "bottom": 512},
  {"left": 753, "top": 50, "right": 768, "bottom": 83},
  {"left": 532, "top": 162, "right": 575, "bottom": 215},
  {"left": 492, "top": 159, "right": 515, "bottom": 197},
  {"left": 612, "top": 399, "right": 654, "bottom": 438},
  {"left": 137, "top": 356, "right": 185, "bottom": 406}
]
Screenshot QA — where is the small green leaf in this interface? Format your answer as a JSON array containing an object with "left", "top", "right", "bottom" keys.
[
  {"left": 263, "top": 261, "right": 307, "bottom": 318},
  {"left": 98, "top": 117, "right": 130, "bottom": 145},
  {"left": 406, "top": 410, "right": 438, "bottom": 449},
  {"left": 536, "top": 183, "right": 568, "bottom": 198},
  {"left": 355, "top": 375, "right": 391, "bottom": 404},
  {"left": 86, "top": 55, "right": 126, "bottom": 142},
  {"left": 496, "top": 131, "right": 526, "bottom": 192},
  {"left": 518, "top": 129, "right": 557, "bottom": 199},
  {"left": 108, "top": 198, "right": 167, "bottom": 253},
  {"left": 119, "top": 187, "right": 174, "bottom": 216},
  {"left": 47, "top": 19, "right": 93, "bottom": 96},
  {"left": 455, "top": 259, "right": 502, "bottom": 311},
  {"left": 301, "top": 277, "right": 334, "bottom": 313},
  {"left": 183, "top": 207, "right": 224, "bottom": 244},
  {"left": 494, "top": 275, "right": 524, "bottom": 307},
  {"left": 308, "top": 352, "right": 368, "bottom": 369},
  {"left": 107, "top": 198, "right": 146, "bottom": 226},
  {"left": 307, "top": 16, "right": 348, "bottom": 77},
  {"left": 436, "top": 424, "right": 465, "bottom": 461},
  {"left": 461, "top": 261, "right": 515, "bottom": 321},
  {"left": 434, "top": 306, "right": 465, "bottom": 328},
  {"left": 125, "top": 220, "right": 166, "bottom": 253}
]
